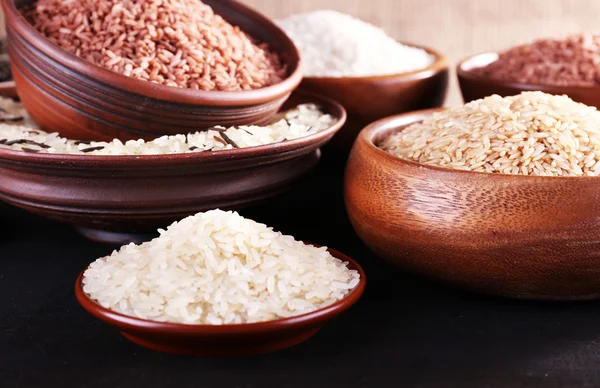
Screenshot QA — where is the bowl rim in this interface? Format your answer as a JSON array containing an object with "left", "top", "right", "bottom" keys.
[
  {"left": 0, "top": 89, "right": 347, "bottom": 166},
  {"left": 2, "top": 0, "right": 303, "bottom": 106},
  {"left": 456, "top": 51, "right": 600, "bottom": 93},
  {"left": 74, "top": 246, "right": 366, "bottom": 335},
  {"left": 359, "top": 107, "right": 600, "bottom": 180},
  {"left": 302, "top": 42, "right": 449, "bottom": 81}
]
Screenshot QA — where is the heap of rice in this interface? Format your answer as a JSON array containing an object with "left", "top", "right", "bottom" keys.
[
  {"left": 380, "top": 91, "right": 600, "bottom": 176},
  {"left": 24, "top": 0, "right": 285, "bottom": 91},
  {"left": 277, "top": 10, "right": 434, "bottom": 77},
  {"left": 0, "top": 98, "right": 335, "bottom": 155},
  {"left": 82, "top": 210, "right": 360, "bottom": 324},
  {"left": 474, "top": 33, "right": 600, "bottom": 87}
]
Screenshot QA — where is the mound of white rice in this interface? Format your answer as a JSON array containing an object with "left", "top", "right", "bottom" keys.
[
  {"left": 380, "top": 91, "right": 600, "bottom": 176},
  {"left": 0, "top": 99, "right": 335, "bottom": 155},
  {"left": 82, "top": 210, "right": 360, "bottom": 324},
  {"left": 277, "top": 10, "right": 434, "bottom": 77}
]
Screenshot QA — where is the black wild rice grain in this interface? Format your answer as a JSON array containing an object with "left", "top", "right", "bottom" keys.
[
  {"left": 220, "top": 132, "right": 239, "bottom": 148},
  {"left": 4, "top": 139, "right": 50, "bottom": 148},
  {"left": 80, "top": 146, "right": 105, "bottom": 153}
]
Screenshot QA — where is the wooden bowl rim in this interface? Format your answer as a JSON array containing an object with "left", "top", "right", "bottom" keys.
[
  {"left": 0, "top": 89, "right": 346, "bottom": 166},
  {"left": 358, "top": 107, "right": 600, "bottom": 180},
  {"left": 2, "top": 0, "right": 302, "bottom": 106},
  {"left": 456, "top": 51, "right": 600, "bottom": 93},
  {"left": 74, "top": 246, "right": 366, "bottom": 336},
  {"left": 302, "top": 42, "right": 448, "bottom": 82}
]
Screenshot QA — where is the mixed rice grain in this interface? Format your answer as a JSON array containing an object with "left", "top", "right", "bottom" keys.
[
  {"left": 0, "top": 98, "right": 335, "bottom": 155},
  {"left": 24, "top": 0, "right": 285, "bottom": 91},
  {"left": 380, "top": 91, "right": 600, "bottom": 176}
]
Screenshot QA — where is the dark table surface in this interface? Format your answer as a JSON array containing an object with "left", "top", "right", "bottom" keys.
[{"left": 2, "top": 160, "right": 600, "bottom": 388}]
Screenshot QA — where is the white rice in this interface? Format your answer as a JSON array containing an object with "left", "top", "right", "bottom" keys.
[
  {"left": 380, "top": 91, "right": 600, "bottom": 177},
  {"left": 82, "top": 209, "right": 360, "bottom": 324},
  {"left": 0, "top": 99, "right": 335, "bottom": 155},
  {"left": 277, "top": 10, "right": 434, "bottom": 77}
]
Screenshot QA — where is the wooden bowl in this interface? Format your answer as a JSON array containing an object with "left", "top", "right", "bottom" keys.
[
  {"left": 300, "top": 43, "right": 449, "bottom": 154},
  {"left": 2, "top": 0, "right": 302, "bottom": 141},
  {"left": 345, "top": 108, "right": 600, "bottom": 301},
  {"left": 457, "top": 52, "right": 600, "bottom": 107},
  {"left": 74, "top": 247, "right": 366, "bottom": 356},
  {"left": 0, "top": 90, "right": 345, "bottom": 245}
]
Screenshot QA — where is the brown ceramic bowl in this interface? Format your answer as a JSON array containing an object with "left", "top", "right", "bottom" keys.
[
  {"left": 345, "top": 108, "right": 600, "bottom": 301},
  {"left": 458, "top": 52, "right": 600, "bottom": 107},
  {"left": 2, "top": 0, "right": 302, "bottom": 141},
  {"left": 300, "top": 43, "right": 449, "bottom": 154},
  {"left": 0, "top": 90, "right": 345, "bottom": 245},
  {"left": 75, "top": 247, "right": 366, "bottom": 356}
]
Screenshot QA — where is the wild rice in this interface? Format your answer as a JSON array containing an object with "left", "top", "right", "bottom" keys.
[
  {"left": 82, "top": 209, "right": 360, "bottom": 324},
  {"left": 0, "top": 97, "right": 335, "bottom": 155},
  {"left": 24, "top": 0, "right": 285, "bottom": 91},
  {"left": 380, "top": 91, "right": 600, "bottom": 176}
]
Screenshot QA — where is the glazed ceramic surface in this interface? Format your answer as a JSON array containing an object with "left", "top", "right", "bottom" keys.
[
  {"left": 345, "top": 108, "right": 600, "bottom": 300},
  {"left": 0, "top": 90, "right": 346, "bottom": 243}
]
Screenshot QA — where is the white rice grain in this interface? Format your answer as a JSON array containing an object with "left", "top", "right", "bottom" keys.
[{"left": 82, "top": 209, "right": 360, "bottom": 324}]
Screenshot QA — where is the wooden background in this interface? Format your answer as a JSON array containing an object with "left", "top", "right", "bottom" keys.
[{"left": 2, "top": 0, "right": 600, "bottom": 104}]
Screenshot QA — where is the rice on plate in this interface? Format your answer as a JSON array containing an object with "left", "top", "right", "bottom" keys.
[{"left": 82, "top": 209, "right": 361, "bottom": 325}]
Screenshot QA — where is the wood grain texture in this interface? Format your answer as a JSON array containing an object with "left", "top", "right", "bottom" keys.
[
  {"left": 242, "top": 0, "right": 600, "bottom": 105},
  {"left": 345, "top": 109, "right": 600, "bottom": 300}
]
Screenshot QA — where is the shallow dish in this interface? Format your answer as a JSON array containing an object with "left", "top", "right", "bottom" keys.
[
  {"left": 0, "top": 90, "right": 345, "bottom": 244},
  {"left": 75, "top": 247, "right": 366, "bottom": 356},
  {"left": 300, "top": 43, "right": 448, "bottom": 154},
  {"left": 457, "top": 52, "right": 600, "bottom": 107},
  {"left": 2, "top": 0, "right": 302, "bottom": 141},
  {"left": 345, "top": 108, "right": 600, "bottom": 301}
]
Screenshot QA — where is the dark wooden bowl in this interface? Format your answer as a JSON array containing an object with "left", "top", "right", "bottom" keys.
[
  {"left": 75, "top": 247, "right": 366, "bottom": 356},
  {"left": 457, "top": 52, "right": 600, "bottom": 107},
  {"left": 300, "top": 43, "right": 449, "bottom": 155},
  {"left": 345, "top": 108, "right": 600, "bottom": 301},
  {"left": 0, "top": 90, "right": 345, "bottom": 244},
  {"left": 2, "top": 0, "right": 302, "bottom": 141}
]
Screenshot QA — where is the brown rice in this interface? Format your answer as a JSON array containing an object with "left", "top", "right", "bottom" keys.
[{"left": 380, "top": 91, "right": 600, "bottom": 176}]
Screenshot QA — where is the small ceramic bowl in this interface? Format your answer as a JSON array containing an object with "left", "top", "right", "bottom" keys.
[
  {"left": 457, "top": 52, "right": 600, "bottom": 107},
  {"left": 2, "top": 0, "right": 302, "bottom": 141},
  {"left": 75, "top": 247, "right": 366, "bottom": 356},
  {"left": 300, "top": 43, "right": 449, "bottom": 154},
  {"left": 345, "top": 108, "right": 600, "bottom": 301},
  {"left": 0, "top": 90, "right": 345, "bottom": 245}
]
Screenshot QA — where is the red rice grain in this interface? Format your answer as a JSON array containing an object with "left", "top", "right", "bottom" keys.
[
  {"left": 24, "top": 0, "right": 286, "bottom": 91},
  {"left": 474, "top": 33, "right": 600, "bottom": 87}
]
